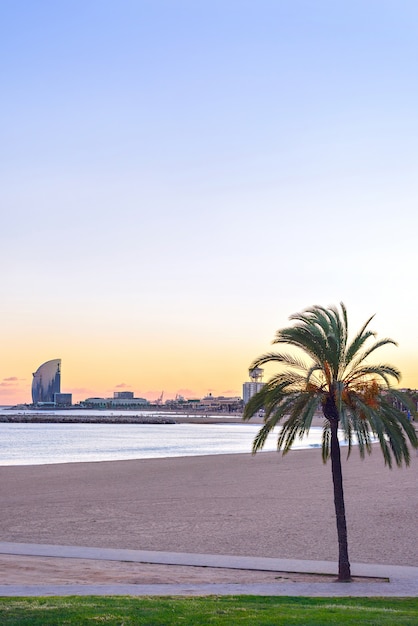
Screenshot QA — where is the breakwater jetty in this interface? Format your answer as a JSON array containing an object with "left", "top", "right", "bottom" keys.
[{"left": 0, "top": 414, "right": 177, "bottom": 425}]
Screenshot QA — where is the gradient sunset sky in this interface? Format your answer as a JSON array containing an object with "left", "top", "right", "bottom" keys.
[{"left": 2, "top": 1, "right": 418, "bottom": 405}]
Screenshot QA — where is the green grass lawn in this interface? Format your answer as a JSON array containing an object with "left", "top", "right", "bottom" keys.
[{"left": 0, "top": 596, "right": 417, "bottom": 625}]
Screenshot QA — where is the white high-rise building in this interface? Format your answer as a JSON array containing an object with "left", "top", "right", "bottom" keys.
[{"left": 242, "top": 368, "right": 265, "bottom": 405}]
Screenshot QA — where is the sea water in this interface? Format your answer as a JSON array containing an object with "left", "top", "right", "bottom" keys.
[{"left": 0, "top": 420, "right": 327, "bottom": 466}]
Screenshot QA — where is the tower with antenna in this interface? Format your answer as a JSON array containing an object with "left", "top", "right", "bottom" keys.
[{"left": 243, "top": 368, "right": 265, "bottom": 405}]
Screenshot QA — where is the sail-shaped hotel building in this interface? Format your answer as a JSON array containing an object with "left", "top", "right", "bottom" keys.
[{"left": 31, "top": 359, "right": 61, "bottom": 404}]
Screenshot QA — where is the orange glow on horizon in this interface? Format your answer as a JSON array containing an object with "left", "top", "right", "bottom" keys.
[{"left": 1, "top": 349, "right": 417, "bottom": 407}]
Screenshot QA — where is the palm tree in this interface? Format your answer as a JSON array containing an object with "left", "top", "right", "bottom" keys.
[{"left": 243, "top": 303, "right": 417, "bottom": 582}]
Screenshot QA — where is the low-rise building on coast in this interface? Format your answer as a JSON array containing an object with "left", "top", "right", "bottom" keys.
[
  {"left": 80, "top": 393, "right": 243, "bottom": 413},
  {"left": 198, "top": 393, "right": 242, "bottom": 412},
  {"left": 83, "top": 394, "right": 150, "bottom": 409}
]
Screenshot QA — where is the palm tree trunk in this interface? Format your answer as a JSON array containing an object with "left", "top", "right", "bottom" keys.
[{"left": 330, "top": 418, "right": 351, "bottom": 581}]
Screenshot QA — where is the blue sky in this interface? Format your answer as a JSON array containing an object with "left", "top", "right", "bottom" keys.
[{"left": 1, "top": 1, "right": 418, "bottom": 403}]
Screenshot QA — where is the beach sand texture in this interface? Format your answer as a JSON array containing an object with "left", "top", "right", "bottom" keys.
[{"left": 1, "top": 445, "right": 417, "bottom": 571}]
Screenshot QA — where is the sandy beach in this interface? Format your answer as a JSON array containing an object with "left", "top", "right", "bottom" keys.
[{"left": 1, "top": 442, "right": 417, "bottom": 584}]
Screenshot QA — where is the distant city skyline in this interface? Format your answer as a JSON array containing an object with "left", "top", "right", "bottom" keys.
[
  {"left": 2, "top": 2, "right": 418, "bottom": 405},
  {"left": 3, "top": 347, "right": 417, "bottom": 407},
  {"left": 5, "top": 356, "right": 250, "bottom": 405}
]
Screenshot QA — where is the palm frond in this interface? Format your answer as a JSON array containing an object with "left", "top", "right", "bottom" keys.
[
  {"left": 252, "top": 420, "right": 277, "bottom": 453},
  {"left": 345, "top": 314, "right": 376, "bottom": 363},
  {"left": 305, "top": 364, "right": 327, "bottom": 389},
  {"left": 343, "top": 408, "right": 373, "bottom": 460},
  {"left": 274, "top": 323, "right": 328, "bottom": 367},
  {"left": 346, "top": 338, "right": 398, "bottom": 377},
  {"left": 322, "top": 304, "right": 348, "bottom": 375},
  {"left": 251, "top": 395, "right": 299, "bottom": 452},
  {"left": 249, "top": 351, "right": 310, "bottom": 373},
  {"left": 389, "top": 388, "right": 417, "bottom": 414},
  {"left": 357, "top": 337, "right": 397, "bottom": 362},
  {"left": 293, "top": 393, "right": 323, "bottom": 437},
  {"left": 348, "top": 395, "right": 416, "bottom": 468},
  {"left": 346, "top": 364, "right": 400, "bottom": 388},
  {"left": 242, "top": 385, "right": 270, "bottom": 421},
  {"left": 263, "top": 385, "right": 297, "bottom": 419},
  {"left": 246, "top": 303, "right": 415, "bottom": 470}
]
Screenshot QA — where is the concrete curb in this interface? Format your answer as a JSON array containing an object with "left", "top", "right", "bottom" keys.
[{"left": 1, "top": 542, "right": 417, "bottom": 597}]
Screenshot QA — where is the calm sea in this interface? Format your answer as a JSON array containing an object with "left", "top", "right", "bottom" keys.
[{"left": 0, "top": 408, "right": 326, "bottom": 466}]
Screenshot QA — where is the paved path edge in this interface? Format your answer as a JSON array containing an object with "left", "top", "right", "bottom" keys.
[{"left": 1, "top": 542, "right": 417, "bottom": 597}]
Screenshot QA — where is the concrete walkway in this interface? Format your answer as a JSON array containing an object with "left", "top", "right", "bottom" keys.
[{"left": 0, "top": 542, "right": 417, "bottom": 597}]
